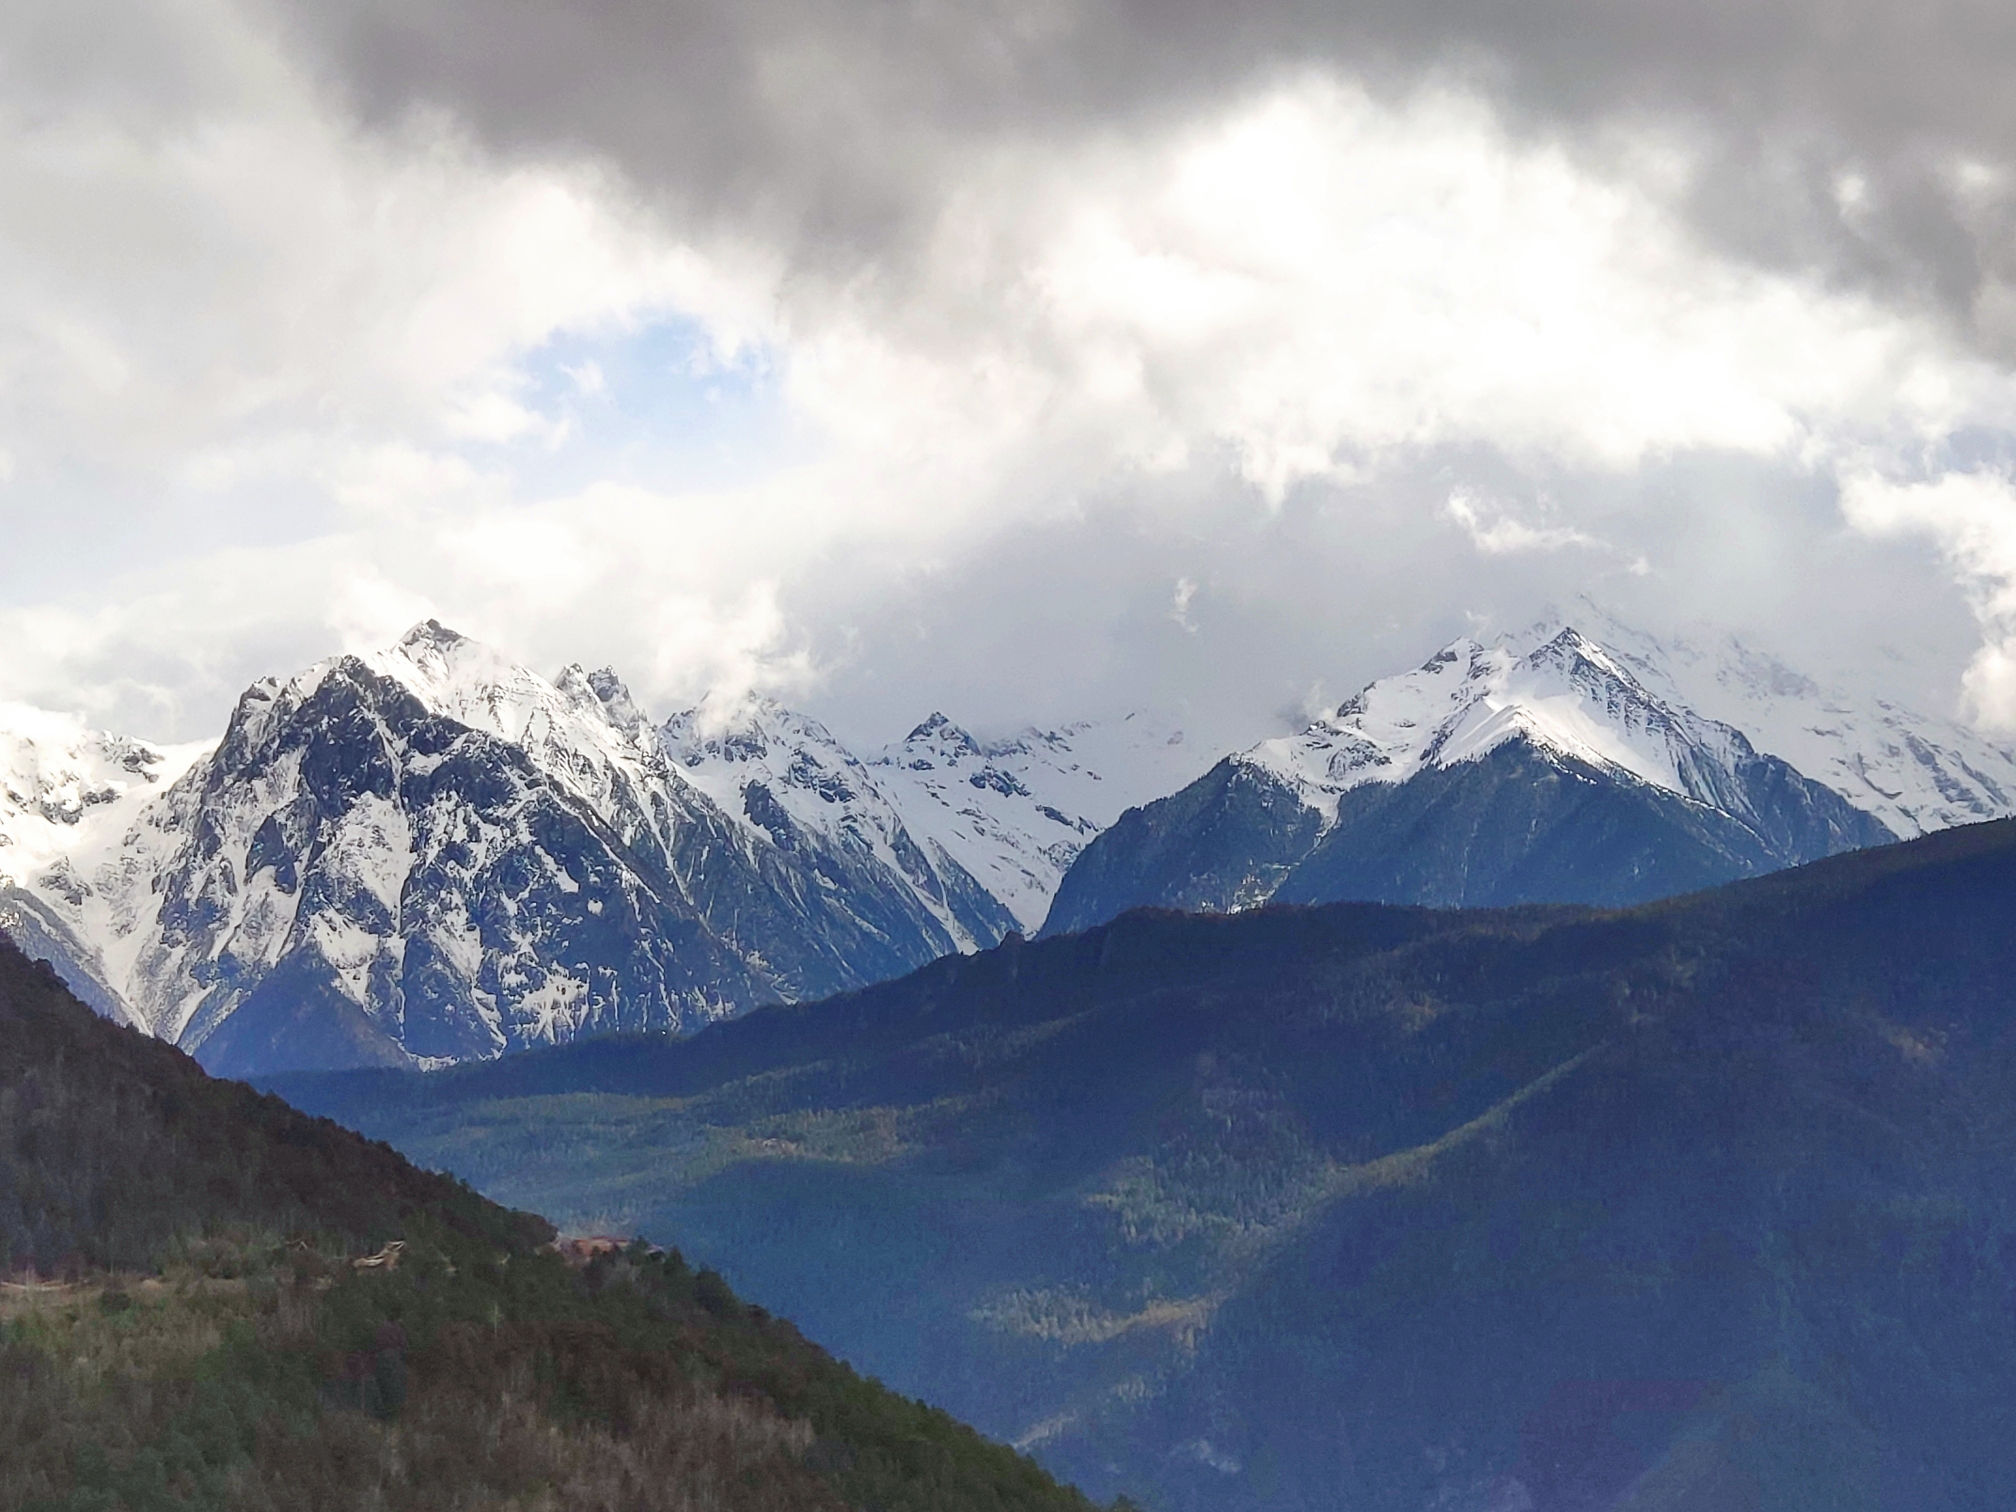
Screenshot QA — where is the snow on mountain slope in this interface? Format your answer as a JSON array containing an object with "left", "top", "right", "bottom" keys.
[
  {"left": 1043, "top": 620, "right": 1897, "bottom": 934},
  {"left": 81, "top": 644, "right": 783, "bottom": 1072},
  {"left": 1558, "top": 603, "right": 2016, "bottom": 838},
  {"left": 0, "top": 703, "right": 210, "bottom": 888},
  {"left": 2, "top": 629, "right": 759, "bottom": 1065},
  {"left": 18, "top": 606, "right": 2000, "bottom": 1073},
  {"left": 662, "top": 695, "right": 1014, "bottom": 952},
  {"left": 0, "top": 705, "right": 212, "bottom": 1025},
  {"left": 1238, "top": 623, "right": 1790, "bottom": 826},
  {"left": 868, "top": 711, "right": 1211, "bottom": 931},
  {"left": 3, "top": 623, "right": 1078, "bottom": 1074}
]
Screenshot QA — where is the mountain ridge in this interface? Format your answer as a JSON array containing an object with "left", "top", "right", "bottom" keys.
[
  {"left": 6, "top": 609, "right": 2012, "bottom": 1074},
  {"left": 0, "top": 624, "right": 1196, "bottom": 1075},
  {"left": 0, "top": 928, "right": 1109, "bottom": 1512}
]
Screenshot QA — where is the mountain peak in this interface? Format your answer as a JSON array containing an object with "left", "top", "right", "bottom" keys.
[
  {"left": 555, "top": 664, "right": 647, "bottom": 734},
  {"left": 396, "top": 618, "right": 469, "bottom": 652},
  {"left": 902, "top": 712, "right": 981, "bottom": 754},
  {"left": 662, "top": 690, "right": 804, "bottom": 759},
  {"left": 1245, "top": 618, "right": 1756, "bottom": 814}
]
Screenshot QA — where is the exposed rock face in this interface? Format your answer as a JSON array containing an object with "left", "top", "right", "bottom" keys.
[
  {"left": 662, "top": 694, "right": 1017, "bottom": 971},
  {"left": 113, "top": 642, "right": 779, "bottom": 1074},
  {"left": 4, "top": 625, "right": 1073, "bottom": 1075}
]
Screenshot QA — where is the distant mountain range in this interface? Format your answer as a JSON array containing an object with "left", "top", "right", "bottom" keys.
[
  {"left": 0, "top": 622, "right": 1202, "bottom": 1075},
  {"left": 5, "top": 608, "right": 2014, "bottom": 1074},
  {"left": 1043, "top": 621, "right": 1910, "bottom": 931},
  {"left": 271, "top": 816, "right": 2016, "bottom": 1512}
]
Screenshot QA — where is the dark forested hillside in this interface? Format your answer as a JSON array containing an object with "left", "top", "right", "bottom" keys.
[
  {"left": 279, "top": 819, "right": 2016, "bottom": 1512},
  {"left": 0, "top": 933, "right": 1105, "bottom": 1512},
  {"left": 0, "top": 936, "right": 543, "bottom": 1272}
]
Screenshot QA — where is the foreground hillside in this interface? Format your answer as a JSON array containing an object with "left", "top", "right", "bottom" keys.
[
  {"left": 0, "top": 935, "right": 1105, "bottom": 1512},
  {"left": 282, "top": 820, "right": 2016, "bottom": 1511}
]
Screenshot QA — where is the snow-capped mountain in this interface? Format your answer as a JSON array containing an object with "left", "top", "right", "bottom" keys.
[
  {"left": 661, "top": 693, "right": 1015, "bottom": 954},
  {"left": 0, "top": 704, "right": 210, "bottom": 885},
  {"left": 1242, "top": 624, "right": 1872, "bottom": 842},
  {"left": 1557, "top": 602, "right": 2016, "bottom": 838},
  {"left": 1043, "top": 622, "right": 1897, "bottom": 933},
  {"left": 9, "top": 609, "right": 2011, "bottom": 1075},
  {"left": 0, "top": 705, "right": 212, "bottom": 1024},
  {"left": 868, "top": 710, "right": 1209, "bottom": 932},
  {"left": 61, "top": 626, "right": 801, "bottom": 1073},
  {"left": 3, "top": 623, "right": 1125, "bottom": 1076}
]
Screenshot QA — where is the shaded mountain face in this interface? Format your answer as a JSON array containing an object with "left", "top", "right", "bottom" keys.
[
  {"left": 276, "top": 819, "right": 2016, "bottom": 1512},
  {"left": 662, "top": 694, "right": 1017, "bottom": 958},
  {"left": 142, "top": 652, "right": 782, "bottom": 1076},
  {"left": 1044, "top": 625, "right": 1898, "bottom": 933}
]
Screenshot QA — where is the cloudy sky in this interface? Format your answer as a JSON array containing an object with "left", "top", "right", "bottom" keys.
[{"left": 6, "top": 0, "right": 2016, "bottom": 751}]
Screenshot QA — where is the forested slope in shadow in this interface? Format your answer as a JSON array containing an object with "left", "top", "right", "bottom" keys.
[{"left": 0, "top": 935, "right": 1108, "bottom": 1512}]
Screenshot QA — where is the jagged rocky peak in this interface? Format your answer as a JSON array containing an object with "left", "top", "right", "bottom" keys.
[
  {"left": 103, "top": 628, "right": 791, "bottom": 1071},
  {"left": 265, "top": 620, "right": 654, "bottom": 769},
  {"left": 361, "top": 620, "right": 569, "bottom": 743},
  {"left": 867, "top": 707, "right": 1210, "bottom": 934},
  {"left": 4, "top": 708, "right": 162, "bottom": 834},
  {"left": 587, "top": 667, "right": 647, "bottom": 731},
  {"left": 897, "top": 711, "right": 985, "bottom": 765},
  {"left": 1, "top": 628, "right": 1048, "bottom": 1072},
  {"left": 663, "top": 691, "right": 820, "bottom": 765},
  {"left": 0, "top": 702, "right": 216, "bottom": 1028},
  {"left": 665, "top": 692, "right": 913, "bottom": 843},
  {"left": 660, "top": 690, "right": 1017, "bottom": 955},
  {"left": 1044, "top": 612, "right": 1901, "bottom": 934},
  {"left": 552, "top": 661, "right": 651, "bottom": 738},
  {"left": 661, "top": 696, "right": 893, "bottom": 825}
]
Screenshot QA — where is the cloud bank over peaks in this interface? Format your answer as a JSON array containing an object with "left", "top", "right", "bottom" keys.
[
  {"left": 1842, "top": 466, "right": 2016, "bottom": 729},
  {"left": 4, "top": 0, "right": 2016, "bottom": 751}
]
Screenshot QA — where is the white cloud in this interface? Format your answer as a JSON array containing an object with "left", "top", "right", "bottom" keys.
[
  {"left": 563, "top": 359, "right": 608, "bottom": 396},
  {"left": 3, "top": 13, "right": 2016, "bottom": 747},
  {"left": 1839, "top": 468, "right": 2016, "bottom": 728},
  {"left": 1446, "top": 488, "right": 1602, "bottom": 556},
  {"left": 773, "top": 78, "right": 2016, "bottom": 512},
  {"left": 0, "top": 0, "right": 778, "bottom": 558}
]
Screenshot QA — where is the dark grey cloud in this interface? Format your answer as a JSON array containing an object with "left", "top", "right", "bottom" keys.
[{"left": 269, "top": 0, "right": 2016, "bottom": 344}]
